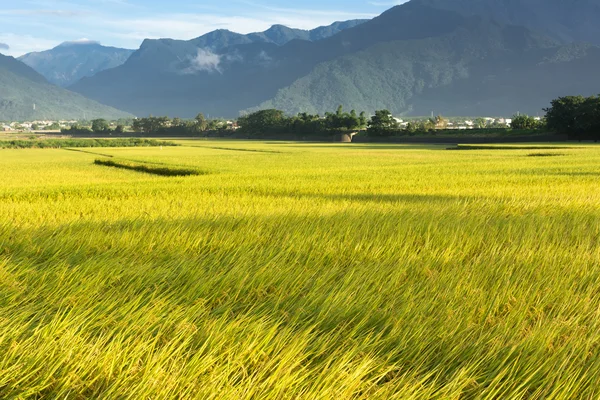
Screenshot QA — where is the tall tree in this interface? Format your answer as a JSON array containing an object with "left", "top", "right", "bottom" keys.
[
  {"left": 195, "top": 113, "right": 208, "bottom": 131},
  {"left": 367, "top": 110, "right": 399, "bottom": 136},
  {"left": 544, "top": 96, "right": 587, "bottom": 134},
  {"left": 91, "top": 119, "right": 109, "bottom": 133}
]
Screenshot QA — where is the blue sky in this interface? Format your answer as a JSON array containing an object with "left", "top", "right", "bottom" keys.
[{"left": 0, "top": 0, "right": 407, "bottom": 57}]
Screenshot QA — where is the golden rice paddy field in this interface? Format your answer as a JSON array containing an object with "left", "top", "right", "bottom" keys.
[{"left": 1, "top": 140, "right": 600, "bottom": 399}]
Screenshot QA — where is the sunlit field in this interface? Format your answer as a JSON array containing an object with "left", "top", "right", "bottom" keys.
[{"left": 1, "top": 140, "right": 600, "bottom": 398}]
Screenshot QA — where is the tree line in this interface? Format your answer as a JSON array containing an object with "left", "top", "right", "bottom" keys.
[
  {"left": 60, "top": 115, "right": 232, "bottom": 136},
  {"left": 238, "top": 107, "right": 546, "bottom": 137},
  {"left": 57, "top": 95, "right": 598, "bottom": 140},
  {"left": 238, "top": 106, "right": 367, "bottom": 136},
  {"left": 545, "top": 95, "right": 600, "bottom": 140},
  {"left": 131, "top": 114, "right": 231, "bottom": 134}
]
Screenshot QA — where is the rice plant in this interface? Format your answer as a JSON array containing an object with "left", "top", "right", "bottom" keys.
[{"left": 0, "top": 141, "right": 599, "bottom": 399}]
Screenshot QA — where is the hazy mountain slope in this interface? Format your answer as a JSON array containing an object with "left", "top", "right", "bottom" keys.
[
  {"left": 417, "top": 0, "right": 600, "bottom": 45},
  {"left": 0, "top": 53, "right": 132, "bottom": 120},
  {"left": 69, "top": 4, "right": 467, "bottom": 117},
  {"left": 258, "top": 27, "right": 600, "bottom": 116},
  {"left": 70, "top": 1, "right": 600, "bottom": 117},
  {"left": 19, "top": 41, "right": 134, "bottom": 87}
]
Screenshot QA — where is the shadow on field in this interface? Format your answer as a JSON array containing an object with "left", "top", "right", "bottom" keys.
[
  {"left": 549, "top": 171, "right": 600, "bottom": 177},
  {"left": 186, "top": 145, "right": 285, "bottom": 154},
  {"left": 274, "top": 191, "right": 471, "bottom": 204}
]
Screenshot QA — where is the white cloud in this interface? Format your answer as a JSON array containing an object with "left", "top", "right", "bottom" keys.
[
  {"left": 258, "top": 50, "right": 272, "bottom": 63},
  {"left": 182, "top": 48, "right": 222, "bottom": 74}
]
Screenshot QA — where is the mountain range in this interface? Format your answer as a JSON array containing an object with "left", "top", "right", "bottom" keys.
[
  {"left": 0, "top": 53, "right": 132, "bottom": 121},
  {"left": 7, "top": 0, "right": 600, "bottom": 120},
  {"left": 19, "top": 41, "right": 134, "bottom": 87},
  {"left": 0, "top": 20, "right": 365, "bottom": 121},
  {"left": 17, "top": 21, "right": 366, "bottom": 89},
  {"left": 68, "top": 0, "right": 600, "bottom": 118}
]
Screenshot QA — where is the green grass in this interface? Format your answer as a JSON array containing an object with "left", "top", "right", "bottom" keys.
[
  {"left": 1, "top": 141, "right": 600, "bottom": 398},
  {"left": 0, "top": 138, "right": 178, "bottom": 149}
]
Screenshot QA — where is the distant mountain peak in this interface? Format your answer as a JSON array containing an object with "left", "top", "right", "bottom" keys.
[
  {"left": 267, "top": 24, "right": 291, "bottom": 30},
  {"left": 19, "top": 42, "right": 134, "bottom": 87}
]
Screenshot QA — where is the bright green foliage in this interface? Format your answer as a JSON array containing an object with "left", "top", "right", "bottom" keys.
[
  {"left": 238, "top": 106, "right": 366, "bottom": 137},
  {"left": 367, "top": 110, "right": 399, "bottom": 136},
  {"left": 545, "top": 95, "right": 600, "bottom": 139},
  {"left": 324, "top": 106, "right": 364, "bottom": 132},
  {"left": 91, "top": 119, "right": 110, "bottom": 134},
  {"left": 0, "top": 138, "right": 177, "bottom": 149},
  {"left": 1, "top": 141, "right": 600, "bottom": 398},
  {"left": 132, "top": 116, "right": 171, "bottom": 134},
  {"left": 195, "top": 113, "right": 208, "bottom": 132},
  {"left": 238, "top": 109, "right": 287, "bottom": 135},
  {"left": 511, "top": 115, "right": 542, "bottom": 130}
]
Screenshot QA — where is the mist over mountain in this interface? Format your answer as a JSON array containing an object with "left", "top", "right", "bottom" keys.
[
  {"left": 69, "top": 1, "right": 600, "bottom": 118},
  {"left": 19, "top": 41, "right": 134, "bottom": 87},
  {"left": 0, "top": 53, "right": 132, "bottom": 121}
]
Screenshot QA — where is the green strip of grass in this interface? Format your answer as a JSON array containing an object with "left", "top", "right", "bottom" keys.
[
  {"left": 0, "top": 138, "right": 178, "bottom": 149},
  {"left": 94, "top": 159, "right": 204, "bottom": 176}
]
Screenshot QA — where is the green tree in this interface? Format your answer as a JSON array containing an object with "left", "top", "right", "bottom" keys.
[
  {"left": 238, "top": 109, "right": 286, "bottom": 135},
  {"left": 91, "top": 119, "right": 110, "bottom": 133},
  {"left": 132, "top": 116, "right": 170, "bottom": 134},
  {"left": 544, "top": 96, "right": 586, "bottom": 134},
  {"left": 574, "top": 96, "right": 600, "bottom": 138},
  {"left": 195, "top": 113, "right": 208, "bottom": 131},
  {"left": 345, "top": 110, "right": 361, "bottom": 130},
  {"left": 511, "top": 115, "right": 540, "bottom": 130},
  {"left": 358, "top": 112, "right": 367, "bottom": 129},
  {"left": 367, "top": 110, "right": 399, "bottom": 136},
  {"left": 474, "top": 118, "right": 488, "bottom": 129}
]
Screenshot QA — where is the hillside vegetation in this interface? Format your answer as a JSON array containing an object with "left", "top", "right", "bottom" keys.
[
  {"left": 417, "top": 0, "right": 600, "bottom": 46},
  {"left": 0, "top": 53, "right": 132, "bottom": 121}
]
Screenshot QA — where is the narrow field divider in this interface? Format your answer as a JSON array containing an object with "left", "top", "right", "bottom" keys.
[
  {"left": 94, "top": 158, "right": 205, "bottom": 177},
  {"left": 1, "top": 138, "right": 178, "bottom": 149}
]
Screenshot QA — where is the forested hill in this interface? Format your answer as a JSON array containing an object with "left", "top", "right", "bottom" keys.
[
  {"left": 70, "top": 1, "right": 600, "bottom": 118},
  {"left": 416, "top": 0, "right": 600, "bottom": 46},
  {"left": 258, "top": 20, "right": 600, "bottom": 116},
  {"left": 0, "top": 53, "right": 132, "bottom": 121}
]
